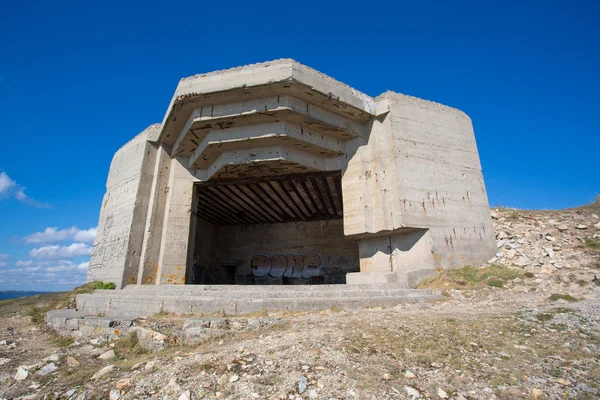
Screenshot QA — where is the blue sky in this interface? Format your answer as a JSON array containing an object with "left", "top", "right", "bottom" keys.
[{"left": 0, "top": 0, "right": 598, "bottom": 291}]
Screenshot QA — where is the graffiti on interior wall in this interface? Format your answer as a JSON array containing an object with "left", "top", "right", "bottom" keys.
[{"left": 251, "top": 254, "right": 322, "bottom": 279}]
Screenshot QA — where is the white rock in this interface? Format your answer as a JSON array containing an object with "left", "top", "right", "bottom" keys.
[
  {"left": 437, "top": 388, "right": 448, "bottom": 399},
  {"left": 594, "top": 222, "right": 600, "bottom": 229},
  {"left": 557, "top": 225, "right": 569, "bottom": 232},
  {"left": 0, "top": 358, "right": 10, "bottom": 366},
  {"left": 109, "top": 389, "right": 120, "bottom": 400},
  {"left": 299, "top": 376, "right": 307, "bottom": 393},
  {"left": 404, "top": 370, "right": 416, "bottom": 379},
  {"left": 37, "top": 363, "right": 57, "bottom": 376},
  {"left": 514, "top": 255, "right": 531, "bottom": 267},
  {"left": 145, "top": 360, "right": 157, "bottom": 371},
  {"left": 576, "top": 224, "right": 588, "bottom": 230},
  {"left": 229, "top": 374, "right": 239, "bottom": 383},
  {"left": 545, "top": 235, "right": 556, "bottom": 242},
  {"left": 178, "top": 391, "right": 191, "bottom": 400},
  {"left": 43, "top": 354, "right": 61, "bottom": 362},
  {"left": 90, "top": 338, "right": 103, "bottom": 345},
  {"left": 92, "top": 364, "right": 115, "bottom": 379},
  {"left": 15, "top": 367, "right": 29, "bottom": 381},
  {"left": 309, "top": 389, "right": 318, "bottom": 399},
  {"left": 98, "top": 350, "right": 116, "bottom": 360},
  {"left": 405, "top": 386, "right": 420, "bottom": 398}
]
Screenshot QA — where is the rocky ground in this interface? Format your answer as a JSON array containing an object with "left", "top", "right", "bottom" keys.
[{"left": 0, "top": 205, "right": 599, "bottom": 400}]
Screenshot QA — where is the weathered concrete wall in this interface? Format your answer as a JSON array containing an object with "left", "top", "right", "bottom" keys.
[
  {"left": 342, "top": 92, "right": 495, "bottom": 283},
  {"left": 88, "top": 125, "right": 161, "bottom": 287},
  {"left": 384, "top": 93, "right": 495, "bottom": 268},
  {"left": 192, "top": 219, "right": 359, "bottom": 284}
]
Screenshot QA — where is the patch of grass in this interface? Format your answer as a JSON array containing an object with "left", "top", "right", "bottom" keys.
[
  {"left": 53, "top": 335, "right": 74, "bottom": 348},
  {"left": 549, "top": 293, "right": 581, "bottom": 302},
  {"left": 60, "top": 364, "right": 99, "bottom": 387},
  {"left": 201, "top": 361, "right": 214, "bottom": 371},
  {"left": 114, "top": 331, "right": 147, "bottom": 357},
  {"left": 417, "top": 264, "right": 521, "bottom": 290},
  {"left": 580, "top": 195, "right": 600, "bottom": 212},
  {"left": 330, "top": 306, "right": 344, "bottom": 313},
  {"left": 577, "top": 279, "right": 589, "bottom": 287},
  {"left": 487, "top": 279, "right": 505, "bottom": 288},
  {"left": 91, "top": 281, "right": 116, "bottom": 290},
  {"left": 23, "top": 306, "right": 48, "bottom": 324},
  {"left": 152, "top": 310, "right": 170, "bottom": 318},
  {"left": 582, "top": 238, "right": 600, "bottom": 253}
]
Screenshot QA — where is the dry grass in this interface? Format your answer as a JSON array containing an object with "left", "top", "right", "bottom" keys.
[
  {"left": 1, "top": 282, "right": 110, "bottom": 322},
  {"left": 580, "top": 195, "right": 600, "bottom": 212},
  {"left": 417, "top": 264, "right": 521, "bottom": 290},
  {"left": 549, "top": 293, "right": 582, "bottom": 302}
]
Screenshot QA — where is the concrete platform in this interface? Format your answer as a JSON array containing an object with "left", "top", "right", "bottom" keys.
[{"left": 76, "top": 284, "right": 442, "bottom": 318}]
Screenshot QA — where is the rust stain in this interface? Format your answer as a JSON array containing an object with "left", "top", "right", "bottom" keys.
[{"left": 114, "top": 329, "right": 121, "bottom": 336}]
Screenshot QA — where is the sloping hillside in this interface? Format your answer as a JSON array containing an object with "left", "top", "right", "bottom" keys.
[{"left": 0, "top": 204, "right": 599, "bottom": 400}]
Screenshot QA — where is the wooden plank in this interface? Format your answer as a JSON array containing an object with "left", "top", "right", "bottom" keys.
[
  {"left": 235, "top": 184, "right": 284, "bottom": 223},
  {"left": 266, "top": 181, "right": 305, "bottom": 220},
  {"left": 197, "top": 192, "right": 246, "bottom": 225},
  {"left": 321, "top": 175, "right": 337, "bottom": 216}
]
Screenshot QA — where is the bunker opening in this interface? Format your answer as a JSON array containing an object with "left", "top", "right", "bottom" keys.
[{"left": 189, "top": 170, "right": 360, "bottom": 285}]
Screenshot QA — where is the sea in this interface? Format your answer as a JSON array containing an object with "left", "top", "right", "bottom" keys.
[{"left": 0, "top": 291, "right": 50, "bottom": 301}]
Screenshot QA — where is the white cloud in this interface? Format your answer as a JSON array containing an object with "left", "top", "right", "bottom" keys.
[
  {"left": 0, "top": 172, "right": 17, "bottom": 196},
  {"left": 73, "top": 228, "right": 97, "bottom": 243},
  {"left": 0, "top": 262, "right": 6, "bottom": 267},
  {"left": 0, "top": 171, "right": 51, "bottom": 208},
  {"left": 15, "top": 260, "right": 33, "bottom": 267},
  {"left": 29, "top": 243, "right": 92, "bottom": 259},
  {"left": 0, "top": 253, "right": 9, "bottom": 260},
  {"left": 24, "top": 227, "right": 97, "bottom": 244},
  {"left": 0, "top": 258, "right": 89, "bottom": 291}
]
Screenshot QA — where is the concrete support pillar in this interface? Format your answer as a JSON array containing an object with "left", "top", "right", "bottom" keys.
[
  {"left": 155, "top": 157, "right": 199, "bottom": 285},
  {"left": 137, "top": 143, "right": 171, "bottom": 285}
]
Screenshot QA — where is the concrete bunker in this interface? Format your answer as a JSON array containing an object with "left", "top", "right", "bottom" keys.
[
  {"left": 190, "top": 170, "right": 359, "bottom": 285},
  {"left": 87, "top": 59, "right": 496, "bottom": 294}
]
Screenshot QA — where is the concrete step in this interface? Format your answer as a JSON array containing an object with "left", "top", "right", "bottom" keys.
[
  {"left": 76, "top": 287, "right": 442, "bottom": 318},
  {"left": 119, "top": 283, "right": 414, "bottom": 292},
  {"left": 89, "top": 288, "right": 427, "bottom": 299}
]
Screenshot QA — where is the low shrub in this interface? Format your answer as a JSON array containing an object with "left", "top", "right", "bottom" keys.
[
  {"left": 91, "top": 281, "right": 116, "bottom": 290},
  {"left": 417, "top": 264, "right": 521, "bottom": 290},
  {"left": 549, "top": 293, "right": 581, "bottom": 302}
]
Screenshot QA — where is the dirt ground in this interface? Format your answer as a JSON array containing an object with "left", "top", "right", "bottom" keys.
[{"left": 0, "top": 206, "right": 599, "bottom": 400}]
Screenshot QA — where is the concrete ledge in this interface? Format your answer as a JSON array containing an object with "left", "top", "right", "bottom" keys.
[{"left": 345, "top": 272, "right": 404, "bottom": 285}]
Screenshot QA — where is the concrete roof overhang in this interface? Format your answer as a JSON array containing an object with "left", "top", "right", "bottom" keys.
[{"left": 155, "top": 59, "right": 377, "bottom": 148}]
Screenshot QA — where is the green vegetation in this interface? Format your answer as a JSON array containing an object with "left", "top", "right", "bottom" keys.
[
  {"left": 535, "top": 307, "right": 574, "bottom": 322},
  {"left": 53, "top": 335, "right": 74, "bottom": 348},
  {"left": 549, "top": 293, "right": 581, "bottom": 302},
  {"left": 418, "top": 264, "right": 521, "bottom": 290},
  {"left": 581, "top": 195, "right": 600, "bottom": 212},
  {"left": 487, "top": 279, "right": 505, "bottom": 288},
  {"left": 23, "top": 306, "right": 47, "bottom": 324},
  {"left": 91, "top": 281, "right": 116, "bottom": 290},
  {"left": 114, "top": 331, "right": 147, "bottom": 357}
]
